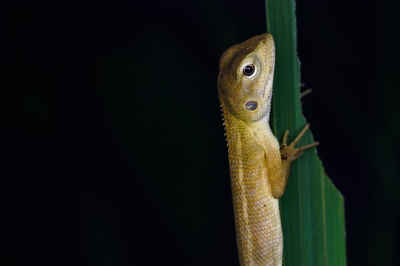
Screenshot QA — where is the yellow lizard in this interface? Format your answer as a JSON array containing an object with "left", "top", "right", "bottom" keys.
[{"left": 217, "top": 33, "right": 318, "bottom": 265}]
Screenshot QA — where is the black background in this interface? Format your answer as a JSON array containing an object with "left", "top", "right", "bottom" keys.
[{"left": 2, "top": 0, "right": 400, "bottom": 265}]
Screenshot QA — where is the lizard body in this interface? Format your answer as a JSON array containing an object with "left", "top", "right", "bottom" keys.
[{"left": 217, "top": 34, "right": 318, "bottom": 266}]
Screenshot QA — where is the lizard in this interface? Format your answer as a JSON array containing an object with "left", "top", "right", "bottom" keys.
[{"left": 217, "top": 33, "right": 318, "bottom": 265}]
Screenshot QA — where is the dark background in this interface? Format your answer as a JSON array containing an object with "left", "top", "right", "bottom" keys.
[{"left": 2, "top": 0, "right": 399, "bottom": 265}]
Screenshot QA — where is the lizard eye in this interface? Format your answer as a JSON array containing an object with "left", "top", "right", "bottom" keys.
[{"left": 243, "top": 64, "right": 255, "bottom": 76}]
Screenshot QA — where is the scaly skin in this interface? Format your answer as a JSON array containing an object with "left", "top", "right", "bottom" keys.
[{"left": 217, "top": 34, "right": 318, "bottom": 265}]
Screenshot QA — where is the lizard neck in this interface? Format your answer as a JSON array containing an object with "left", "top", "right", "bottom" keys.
[{"left": 220, "top": 100, "right": 277, "bottom": 153}]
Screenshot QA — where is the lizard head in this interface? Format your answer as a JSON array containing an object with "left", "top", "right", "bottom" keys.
[{"left": 217, "top": 33, "right": 275, "bottom": 123}]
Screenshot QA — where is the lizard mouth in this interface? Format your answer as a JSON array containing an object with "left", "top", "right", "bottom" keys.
[{"left": 245, "top": 101, "right": 258, "bottom": 111}]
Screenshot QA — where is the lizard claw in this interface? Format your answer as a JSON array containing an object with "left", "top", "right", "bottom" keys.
[
  {"left": 289, "top": 123, "right": 310, "bottom": 148},
  {"left": 281, "top": 129, "right": 290, "bottom": 147},
  {"left": 280, "top": 124, "right": 319, "bottom": 162}
]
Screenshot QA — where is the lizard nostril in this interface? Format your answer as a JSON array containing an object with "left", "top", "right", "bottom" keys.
[{"left": 245, "top": 101, "right": 258, "bottom": 111}]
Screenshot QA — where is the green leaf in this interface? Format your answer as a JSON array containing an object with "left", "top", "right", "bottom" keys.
[{"left": 265, "top": 0, "right": 347, "bottom": 265}]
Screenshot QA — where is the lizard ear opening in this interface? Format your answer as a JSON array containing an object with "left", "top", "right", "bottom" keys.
[{"left": 245, "top": 101, "right": 258, "bottom": 110}]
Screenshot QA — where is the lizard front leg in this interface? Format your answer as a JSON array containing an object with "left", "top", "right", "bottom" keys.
[
  {"left": 267, "top": 124, "right": 318, "bottom": 198},
  {"left": 278, "top": 124, "right": 319, "bottom": 194}
]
